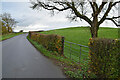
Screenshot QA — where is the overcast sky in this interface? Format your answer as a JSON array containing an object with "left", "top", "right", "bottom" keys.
[{"left": 1, "top": 0, "right": 118, "bottom": 32}]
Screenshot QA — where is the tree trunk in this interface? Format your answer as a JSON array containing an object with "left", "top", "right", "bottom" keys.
[
  {"left": 90, "top": 27, "right": 98, "bottom": 38},
  {"left": 90, "top": 15, "right": 99, "bottom": 38},
  {"left": 90, "top": 21, "right": 99, "bottom": 38},
  {"left": 8, "top": 27, "right": 10, "bottom": 32}
]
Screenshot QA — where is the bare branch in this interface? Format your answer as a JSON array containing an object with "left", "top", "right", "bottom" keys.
[
  {"left": 98, "top": 2, "right": 113, "bottom": 26},
  {"left": 93, "top": 2, "right": 98, "bottom": 10},
  {"left": 66, "top": 2, "right": 92, "bottom": 25},
  {"left": 106, "top": 16, "right": 120, "bottom": 26},
  {"left": 89, "top": 1, "right": 95, "bottom": 13},
  {"left": 31, "top": 1, "right": 71, "bottom": 11},
  {"left": 112, "top": 1, "right": 120, "bottom": 6},
  {"left": 96, "top": 2, "right": 107, "bottom": 16}
]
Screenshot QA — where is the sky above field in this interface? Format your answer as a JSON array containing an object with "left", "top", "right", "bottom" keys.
[{"left": 1, "top": 0, "right": 119, "bottom": 32}]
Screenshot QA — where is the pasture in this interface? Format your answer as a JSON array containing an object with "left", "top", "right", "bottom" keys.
[
  {"left": 41, "top": 27, "right": 118, "bottom": 46},
  {"left": 41, "top": 27, "right": 118, "bottom": 63}
]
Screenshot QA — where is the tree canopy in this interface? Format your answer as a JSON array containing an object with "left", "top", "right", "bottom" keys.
[
  {"left": 0, "top": 13, "right": 18, "bottom": 34},
  {"left": 1, "top": 13, "right": 18, "bottom": 28}
]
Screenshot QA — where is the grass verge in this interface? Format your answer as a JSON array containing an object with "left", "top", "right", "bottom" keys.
[
  {"left": 0, "top": 32, "right": 24, "bottom": 41},
  {"left": 27, "top": 35, "right": 96, "bottom": 79}
]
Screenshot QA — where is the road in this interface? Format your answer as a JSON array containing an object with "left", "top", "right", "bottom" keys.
[{"left": 2, "top": 34, "right": 65, "bottom": 78}]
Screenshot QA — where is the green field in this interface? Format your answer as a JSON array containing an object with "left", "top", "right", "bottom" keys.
[
  {"left": 41, "top": 27, "right": 118, "bottom": 63},
  {"left": 41, "top": 27, "right": 118, "bottom": 46},
  {"left": 0, "top": 32, "right": 24, "bottom": 41}
]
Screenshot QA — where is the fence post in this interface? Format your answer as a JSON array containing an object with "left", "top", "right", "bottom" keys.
[
  {"left": 29, "top": 31, "right": 31, "bottom": 38},
  {"left": 79, "top": 46, "right": 82, "bottom": 63},
  {"left": 70, "top": 43, "right": 72, "bottom": 59},
  {"left": 61, "top": 37, "right": 64, "bottom": 55}
]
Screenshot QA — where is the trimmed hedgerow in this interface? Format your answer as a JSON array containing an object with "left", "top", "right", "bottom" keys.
[
  {"left": 88, "top": 38, "right": 120, "bottom": 78},
  {"left": 29, "top": 32, "right": 64, "bottom": 55}
]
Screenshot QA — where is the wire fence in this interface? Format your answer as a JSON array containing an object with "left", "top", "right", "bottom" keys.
[{"left": 64, "top": 40, "right": 89, "bottom": 63}]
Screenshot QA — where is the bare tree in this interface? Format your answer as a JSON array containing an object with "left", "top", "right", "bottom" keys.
[
  {"left": 30, "top": 0, "right": 120, "bottom": 38},
  {"left": 1, "top": 13, "right": 18, "bottom": 32}
]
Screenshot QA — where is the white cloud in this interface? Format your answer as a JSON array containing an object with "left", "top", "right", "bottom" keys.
[
  {"left": 14, "top": 24, "right": 49, "bottom": 32},
  {"left": 1, "top": 0, "right": 29, "bottom": 2},
  {"left": 2, "top": 2, "right": 118, "bottom": 32}
]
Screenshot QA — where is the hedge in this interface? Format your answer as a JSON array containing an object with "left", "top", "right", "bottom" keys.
[
  {"left": 29, "top": 32, "right": 64, "bottom": 55},
  {"left": 88, "top": 38, "right": 120, "bottom": 78}
]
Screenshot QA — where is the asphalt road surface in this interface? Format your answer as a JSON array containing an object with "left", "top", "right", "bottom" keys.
[{"left": 2, "top": 34, "right": 66, "bottom": 78}]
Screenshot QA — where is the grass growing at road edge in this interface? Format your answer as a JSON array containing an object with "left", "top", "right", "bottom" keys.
[
  {"left": 27, "top": 36, "right": 96, "bottom": 79},
  {"left": 0, "top": 32, "right": 24, "bottom": 41}
]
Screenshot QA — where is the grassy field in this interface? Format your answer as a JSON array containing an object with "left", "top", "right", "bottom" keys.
[
  {"left": 41, "top": 27, "right": 118, "bottom": 62},
  {"left": 0, "top": 32, "right": 24, "bottom": 41},
  {"left": 41, "top": 27, "right": 118, "bottom": 46}
]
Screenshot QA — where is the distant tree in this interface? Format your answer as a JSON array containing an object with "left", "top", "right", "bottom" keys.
[
  {"left": 1, "top": 13, "right": 18, "bottom": 32},
  {"left": 30, "top": 0, "right": 120, "bottom": 38},
  {"left": 1, "top": 21, "right": 8, "bottom": 34},
  {"left": 0, "top": 20, "right": 2, "bottom": 35},
  {"left": 19, "top": 30, "right": 24, "bottom": 32}
]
